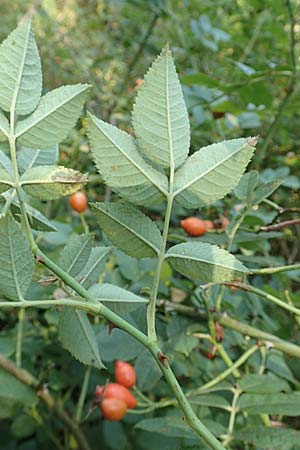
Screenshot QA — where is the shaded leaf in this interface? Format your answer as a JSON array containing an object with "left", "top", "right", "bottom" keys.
[
  {"left": 235, "top": 426, "right": 300, "bottom": 450},
  {"left": 92, "top": 202, "right": 161, "bottom": 258},
  {"left": 59, "top": 234, "right": 93, "bottom": 278},
  {"left": 238, "top": 393, "right": 300, "bottom": 416},
  {"left": 58, "top": 309, "right": 105, "bottom": 370},
  {"left": 78, "top": 246, "right": 111, "bottom": 288},
  {"left": 233, "top": 170, "right": 259, "bottom": 203},
  {"left": 238, "top": 373, "right": 290, "bottom": 394},
  {"left": 0, "top": 368, "right": 37, "bottom": 408},
  {"left": 0, "top": 215, "right": 34, "bottom": 300},
  {"left": 165, "top": 242, "right": 249, "bottom": 282},
  {"left": 0, "top": 167, "right": 14, "bottom": 194}
]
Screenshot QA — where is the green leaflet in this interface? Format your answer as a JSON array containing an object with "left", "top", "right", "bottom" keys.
[
  {"left": 165, "top": 242, "right": 249, "bottom": 282},
  {"left": 233, "top": 170, "right": 259, "bottom": 203},
  {"left": 0, "top": 20, "right": 42, "bottom": 115},
  {"left": 0, "top": 369, "right": 37, "bottom": 410},
  {"left": 173, "top": 137, "right": 257, "bottom": 208},
  {"left": 134, "top": 417, "right": 196, "bottom": 439},
  {"left": 87, "top": 114, "right": 168, "bottom": 206},
  {"left": 89, "top": 283, "right": 148, "bottom": 315},
  {"left": 59, "top": 234, "right": 93, "bottom": 278},
  {"left": 58, "top": 309, "right": 105, "bottom": 370},
  {"left": 0, "top": 167, "right": 14, "bottom": 194},
  {"left": 132, "top": 46, "right": 190, "bottom": 169},
  {"left": 0, "top": 110, "right": 9, "bottom": 141},
  {"left": 92, "top": 202, "right": 162, "bottom": 258},
  {"left": 238, "top": 373, "right": 290, "bottom": 394},
  {"left": 17, "top": 146, "right": 59, "bottom": 174},
  {"left": 0, "top": 215, "right": 34, "bottom": 301},
  {"left": 15, "top": 84, "right": 90, "bottom": 148},
  {"left": 20, "top": 165, "right": 88, "bottom": 200},
  {"left": 235, "top": 426, "right": 300, "bottom": 450},
  {"left": 238, "top": 392, "right": 300, "bottom": 416},
  {"left": 78, "top": 246, "right": 111, "bottom": 289}
]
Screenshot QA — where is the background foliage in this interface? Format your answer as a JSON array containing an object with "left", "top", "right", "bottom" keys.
[{"left": 0, "top": 0, "right": 299, "bottom": 449}]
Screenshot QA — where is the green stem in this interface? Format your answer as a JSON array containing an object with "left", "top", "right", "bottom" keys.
[
  {"left": 216, "top": 343, "right": 241, "bottom": 378},
  {"left": 15, "top": 308, "right": 25, "bottom": 367},
  {"left": 216, "top": 209, "right": 248, "bottom": 311},
  {"left": 251, "top": 263, "right": 300, "bottom": 274},
  {"left": 34, "top": 250, "right": 224, "bottom": 449},
  {"left": 218, "top": 314, "right": 300, "bottom": 359},
  {"left": 147, "top": 342, "right": 225, "bottom": 450},
  {"left": 75, "top": 366, "right": 91, "bottom": 423},
  {"left": 225, "top": 282, "right": 300, "bottom": 317},
  {"left": 222, "top": 388, "right": 241, "bottom": 446},
  {"left": 147, "top": 194, "right": 173, "bottom": 342},
  {"left": 189, "top": 345, "right": 258, "bottom": 395}
]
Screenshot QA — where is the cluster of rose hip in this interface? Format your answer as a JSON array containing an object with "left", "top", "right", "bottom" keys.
[
  {"left": 94, "top": 361, "right": 137, "bottom": 421},
  {"left": 180, "top": 216, "right": 230, "bottom": 237}
]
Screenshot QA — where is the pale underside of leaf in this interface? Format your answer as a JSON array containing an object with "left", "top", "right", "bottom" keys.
[
  {"left": 87, "top": 114, "right": 168, "bottom": 206},
  {"left": 92, "top": 202, "right": 161, "bottom": 258},
  {"left": 0, "top": 20, "right": 42, "bottom": 115},
  {"left": 78, "top": 246, "right": 111, "bottom": 289},
  {"left": 17, "top": 145, "right": 59, "bottom": 174},
  {"left": 15, "top": 84, "right": 90, "bottom": 148},
  {"left": 173, "top": 138, "right": 256, "bottom": 208},
  {"left": 0, "top": 167, "right": 14, "bottom": 194},
  {"left": 20, "top": 165, "right": 88, "bottom": 200},
  {"left": 59, "top": 234, "right": 93, "bottom": 278},
  {"left": 0, "top": 110, "right": 9, "bottom": 140},
  {"left": 165, "top": 242, "right": 249, "bottom": 282},
  {"left": 0, "top": 215, "right": 34, "bottom": 300},
  {"left": 89, "top": 283, "right": 148, "bottom": 314},
  {"left": 58, "top": 308, "right": 105, "bottom": 370},
  {"left": 132, "top": 46, "right": 190, "bottom": 169}
]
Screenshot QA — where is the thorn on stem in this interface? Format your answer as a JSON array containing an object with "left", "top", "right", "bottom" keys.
[{"left": 157, "top": 351, "right": 169, "bottom": 367}]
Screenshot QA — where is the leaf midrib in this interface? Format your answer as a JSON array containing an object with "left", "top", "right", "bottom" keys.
[
  {"left": 76, "top": 310, "right": 103, "bottom": 367},
  {"left": 8, "top": 218, "right": 24, "bottom": 300},
  {"left": 66, "top": 236, "right": 92, "bottom": 275},
  {"left": 15, "top": 86, "right": 88, "bottom": 139},
  {"left": 10, "top": 21, "right": 31, "bottom": 118},
  {"left": 95, "top": 205, "right": 160, "bottom": 255},
  {"left": 90, "top": 115, "right": 168, "bottom": 197},
  {"left": 174, "top": 141, "right": 250, "bottom": 197},
  {"left": 165, "top": 252, "right": 248, "bottom": 273}
]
